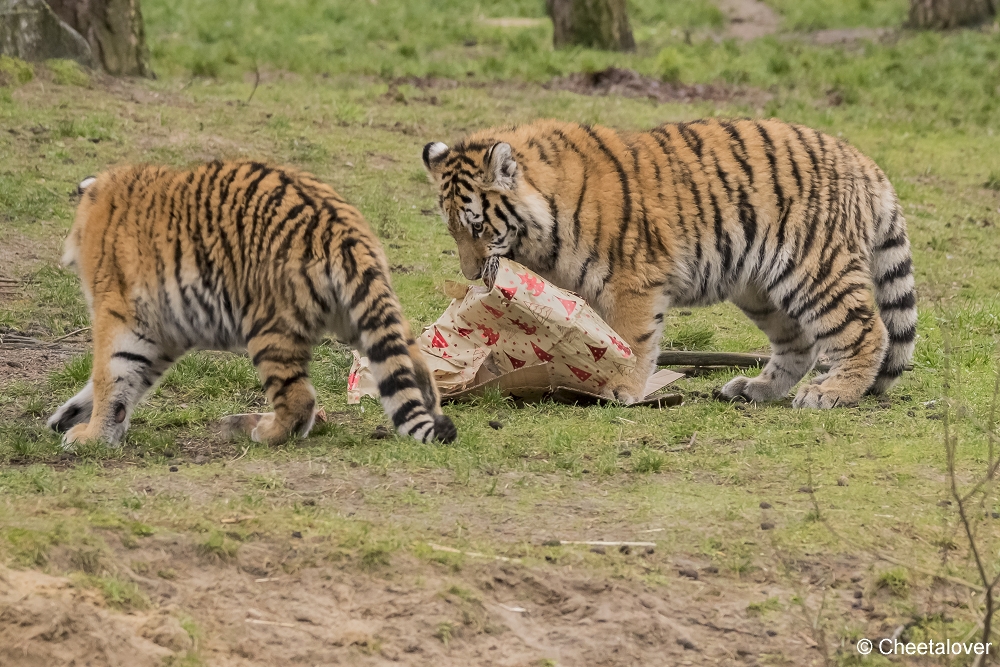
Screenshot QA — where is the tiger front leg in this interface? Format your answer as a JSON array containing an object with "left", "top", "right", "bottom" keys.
[
  {"left": 48, "top": 380, "right": 94, "bottom": 434},
  {"left": 242, "top": 335, "right": 318, "bottom": 445},
  {"left": 602, "top": 299, "right": 666, "bottom": 405}
]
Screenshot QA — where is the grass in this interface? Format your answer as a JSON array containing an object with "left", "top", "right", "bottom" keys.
[
  {"left": 763, "top": 0, "right": 909, "bottom": 30},
  {"left": 1, "top": 0, "right": 1000, "bottom": 663}
]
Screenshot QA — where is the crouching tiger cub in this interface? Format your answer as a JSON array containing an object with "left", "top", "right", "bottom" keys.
[
  {"left": 48, "top": 161, "right": 457, "bottom": 446},
  {"left": 423, "top": 118, "right": 916, "bottom": 408}
]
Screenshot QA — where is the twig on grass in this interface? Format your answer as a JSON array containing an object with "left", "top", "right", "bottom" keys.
[
  {"left": 50, "top": 327, "right": 91, "bottom": 342},
  {"left": 428, "top": 543, "right": 520, "bottom": 562},
  {"left": 558, "top": 540, "right": 656, "bottom": 548},
  {"left": 247, "top": 65, "right": 261, "bottom": 104},
  {"left": 229, "top": 445, "right": 249, "bottom": 464},
  {"left": 245, "top": 618, "right": 297, "bottom": 628}
]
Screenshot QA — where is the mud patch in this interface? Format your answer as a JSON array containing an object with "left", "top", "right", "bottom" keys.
[
  {"left": 547, "top": 67, "right": 767, "bottom": 106},
  {"left": 0, "top": 566, "right": 190, "bottom": 667}
]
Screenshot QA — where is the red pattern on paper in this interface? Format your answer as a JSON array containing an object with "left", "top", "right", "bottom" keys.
[
  {"left": 348, "top": 372, "right": 358, "bottom": 391},
  {"left": 531, "top": 342, "right": 553, "bottom": 362},
  {"left": 518, "top": 272, "right": 546, "bottom": 296},
  {"left": 609, "top": 336, "right": 632, "bottom": 357},
  {"left": 499, "top": 286, "right": 517, "bottom": 300},
  {"left": 506, "top": 353, "right": 526, "bottom": 369},
  {"left": 567, "top": 365, "right": 592, "bottom": 382},
  {"left": 587, "top": 344, "right": 607, "bottom": 361},
  {"left": 456, "top": 327, "right": 473, "bottom": 337},
  {"left": 483, "top": 303, "right": 505, "bottom": 319},
  {"left": 509, "top": 318, "right": 537, "bottom": 335},
  {"left": 431, "top": 327, "right": 449, "bottom": 348},
  {"left": 558, "top": 298, "right": 577, "bottom": 317},
  {"left": 476, "top": 324, "right": 500, "bottom": 346}
]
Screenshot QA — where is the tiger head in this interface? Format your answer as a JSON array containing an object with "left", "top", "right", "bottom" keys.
[{"left": 422, "top": 140, "right": 528, "bottom": 281}]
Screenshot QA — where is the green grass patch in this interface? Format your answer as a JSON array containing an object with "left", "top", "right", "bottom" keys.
[
  {"left": 764, "top": 0, "right": 909, "bottom": 30},
  {"left": 875, "top": 566, "right": 910, "bottom": 597},
  {"left": 45, "top": 59, "right": 91, "bottom": 87},
  {"left": 0, "top": 56, "right": 33, "bottom": 86}
]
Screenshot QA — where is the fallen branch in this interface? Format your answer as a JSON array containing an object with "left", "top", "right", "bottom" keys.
[{"left": 656, "top": 350, "right": 913, "bottom": 373}]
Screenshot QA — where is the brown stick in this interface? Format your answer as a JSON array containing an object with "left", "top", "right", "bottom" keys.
[{"left": 656, "top": 350, "right": 913, "bottom": 373}]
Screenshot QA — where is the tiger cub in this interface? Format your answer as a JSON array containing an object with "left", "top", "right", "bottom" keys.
[
  {"left": 423, "top": 118, "right": 916, "bottom": 408},
  {"left": 48, "top": 161, "right": 457, "bottom": 446}
]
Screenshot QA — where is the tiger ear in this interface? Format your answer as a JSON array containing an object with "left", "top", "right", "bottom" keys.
[
  {"left": 422, "top": 142, "right": 449, "bottom": 180},
  {"left": 483, "top": 142, "right": 517, "bottom": 191}
]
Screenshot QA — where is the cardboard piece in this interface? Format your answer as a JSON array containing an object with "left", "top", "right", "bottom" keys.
[{"left": 348, "top": 258, "right": 683, "bottom": 408}]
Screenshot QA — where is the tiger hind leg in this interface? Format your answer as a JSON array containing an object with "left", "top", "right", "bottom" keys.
[
  {"left": 790, "top": 281, "right": 888, "bottom": 409},
  {"left": 237, "top": 333, "right": 319, "bottom": 445},
  {"left": 718, "top": 288, "right": 817, "bottom": 403},
  {"left": 59, "top": 313, "right": 173, "bottom": 447}
]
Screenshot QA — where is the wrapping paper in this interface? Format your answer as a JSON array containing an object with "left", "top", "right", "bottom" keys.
[{"left": 348, "top": 259, "right": 681, "bottom": 405}]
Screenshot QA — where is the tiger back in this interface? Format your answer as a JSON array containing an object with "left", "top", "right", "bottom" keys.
[
  {"left": 422, "top": 118, "right": 916, "bottom": 409},
  {"left": 49, "top": 161, "right": 457, "bottom": 446}
]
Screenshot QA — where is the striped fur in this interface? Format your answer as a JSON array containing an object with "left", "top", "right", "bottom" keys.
[
  {"left": 423, "top": 119, "right": 916, "bottom": 408},
  {"left": 49, "top": 162, "right": 456, "bottom": 446}
]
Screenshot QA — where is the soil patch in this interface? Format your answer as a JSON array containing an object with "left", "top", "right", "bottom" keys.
[
  {"left": 0, "top": 565, "right": 190, "bottom": 667},
  {"left": 0, "top": 348, "right": 77, "bottom": 389},
  {"left": 716, "top": 0, "right": 781, "bottom": 40},
  {"left": 0, "top": 233, "right": 61, "bottom": 279},
  {"left": 108, "top": 535, "right": 843, "bottom": 666},
  {"left": 546, "top": 67, "right": 768, "bottom": 106}
]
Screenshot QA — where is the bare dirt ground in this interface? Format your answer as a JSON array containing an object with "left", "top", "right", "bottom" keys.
[
  {"left": 0, "top": 565, "right": 190, "bottom": 667},
  {"left": 546, "top": 67, "right": 771, "bottom": 108},
  {"left": 0, "top": 454, "right": 953, "bottom": 666},
  {"left": 0, "top": 349, "right": 77, "bottom": 390},
  {"left": 715, "top": 0, "right": 782, "bottom": 41},
  {"left": 3, "top": 463, "right": 898, "bottom": 667}
]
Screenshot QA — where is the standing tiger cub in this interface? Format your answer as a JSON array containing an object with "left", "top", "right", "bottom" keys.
[
  {"left": 49, "top": 161, "right": 457, "bottom": 446},
  {"left": 423, "top": 119, "right": 916, "bottom": 408}
]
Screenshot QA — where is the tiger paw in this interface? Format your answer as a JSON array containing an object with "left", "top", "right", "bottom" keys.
[
  {"left": 792, "top": 384, "right": 858, "bottom": 409},
  {"left": 217, "top": 413, "right": 263, "bottom": 440},
  {"left": 717, "top": 375, "right": 788, "bottom": 403},
  {"left": 432, "top": 415, "right": 457, "bottom": 444},
  {"left": 61, "top": 423, "right": 110, "bottom": 450},
  {"left": 603, "top": 382, "right": 642, "bottom": 405},
  {"left": 716, "top": 376, "right": 752, "bottom": 402}
]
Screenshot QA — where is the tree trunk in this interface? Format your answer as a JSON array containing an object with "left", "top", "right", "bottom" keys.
[
  {"left": 546, "top": 0, "right": 635, "bottom": 52},
  {"left": 0, "top": 0, "right": 94, "bottom": 66},
  {"left": 45, "top": 0, "right": 151, "bottom": 76},
  {"left": 909, "top": 0, "right": 996, "bottom": 28}
]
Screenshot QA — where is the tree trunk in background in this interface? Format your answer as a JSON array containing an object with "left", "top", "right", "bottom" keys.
[
  {"left": 546, "top": 0, "right": 635, "bottom": 51},
  {"left": 0, "top": 0, "right": 94, "bottom": 66},
  {"left": 45, "top": 0, "right": 151, "bottom": 76},
  {"left": 909, "top": 0, "right": 996, "bottom": 28}
]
